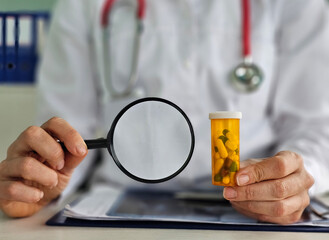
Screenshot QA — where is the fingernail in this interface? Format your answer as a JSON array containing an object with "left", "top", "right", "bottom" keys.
[
  {"left": 237, "top": 174, "right": 250, "bottom": 186},
  {"left": 76, "top": 144, "right": 87, "bottom": 156},
  {"left": 39, "top": 191, "right": 44, "bottom": 199},
  {"left": 57, "top": 160, "right": 65, "bottom": 170},
  {"left": 223, "top": 187, "right": 237, "bottom": 199}
]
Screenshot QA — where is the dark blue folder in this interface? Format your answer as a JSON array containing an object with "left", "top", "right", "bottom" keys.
[{"left": 46, "top": 188, "right": 329, "bottom": 233}]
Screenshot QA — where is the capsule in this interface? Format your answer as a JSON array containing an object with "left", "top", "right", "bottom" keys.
[
  {"left": 225, "top": 139, "right": 237, "bottom": 151},
  {"left": 215, "top": 139, "right": 228, "bottom": 158},
  {"left": 226, "top": 131, "right": 238, "bottom": 144},
  {"left": 214, "top": 158, "right": 224, "bottom": 174},
  {"left": 222, "top": 175, "right": 230, "bottom": 184}
]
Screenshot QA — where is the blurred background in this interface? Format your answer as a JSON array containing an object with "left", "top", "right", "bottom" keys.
[{"left": 0, "top": 0, "right": 57, "bottom": 160}]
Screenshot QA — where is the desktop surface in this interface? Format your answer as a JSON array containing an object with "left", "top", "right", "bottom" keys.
[{"left": 1, "top": 192, "right": 329, "bottom": 240}]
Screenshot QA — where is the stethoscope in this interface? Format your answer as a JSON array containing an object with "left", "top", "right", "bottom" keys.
[
  {"left": 101, "top": 0, "right": 263, "bottom": 97},
  {"left": 230, "top": 0, "right": 264, "bottom": 92}
]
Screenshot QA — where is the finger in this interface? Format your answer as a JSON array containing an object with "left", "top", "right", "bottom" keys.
[
  {"left": 230, "top": 202, "right": 260, "bottom": 220},
  {"left": 236, "top": 151, "right": 303, "bottom": 186},
  {"left": 41, "top": 117, "right": 87, "bottom": 157},
  {"left": 41, "top": 117, "right": 88, "bottom": 175},
  {"left": 231, "top": 202, "right": 304, "bottom": 224},
  {"left": 0, "top": 181, "right": 44, "bottom": 203},
  {"left": 239, "top": 158, "right": 262, "bottom": 168},
  {"left": 229, "top": 191, "right": 310, "bottom": 217},
  {"left": 8, "top": 126, "right": 65, "bottom": 170},
  {"left": 0, "top": 157, "right": 58, "bottom": 188},
  {"left": 224, "top": 172, "right": 307, "bottom": 201},
  {"left": 60, "top": 151, "right": 86, "bottom": 175},
  {"left": 257, "top": 210, "right": 304, "bottom": 224}
]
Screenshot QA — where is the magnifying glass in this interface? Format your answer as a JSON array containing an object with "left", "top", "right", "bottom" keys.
[{"left": 70, "top": 97, "right": 195, "bottom": 183}]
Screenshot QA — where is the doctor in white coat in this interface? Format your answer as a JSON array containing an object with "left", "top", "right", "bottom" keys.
[{"left": 1, "top": 0, "right": 329, "bottom": 224}]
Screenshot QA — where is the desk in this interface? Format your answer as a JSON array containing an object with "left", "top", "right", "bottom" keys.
[{"left": 1, "top": 194, "right": 329, "bottom": 240}]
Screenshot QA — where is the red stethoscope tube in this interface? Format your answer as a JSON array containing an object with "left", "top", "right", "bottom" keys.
[
  {"left": 242, "top": 0, "right": 251, "bottom": 58},
  {"left": 101, "top": 0, "right": 146, "bottom": 27}
]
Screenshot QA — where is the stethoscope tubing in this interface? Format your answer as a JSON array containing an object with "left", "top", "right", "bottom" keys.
[
  {"left": 101, "top": 0, "right": 262, "bottom": 95},
  {"left": 101, "top": 0, "right": 146, "bottom": 98},
  {"left": 242, "top": 0, "right": 251, "bottom": 59},
  {"left": 101, "top": 0, "right": 146, "bottom": 26}
]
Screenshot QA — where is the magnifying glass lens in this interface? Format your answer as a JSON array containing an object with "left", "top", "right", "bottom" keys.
[{"left": 108, "top": 98, "right": 194, "bottom": 183}]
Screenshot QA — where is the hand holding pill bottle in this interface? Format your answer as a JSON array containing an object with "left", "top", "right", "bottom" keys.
[{"left": 209, "top": 112, "right": 242, "bottom": 186}]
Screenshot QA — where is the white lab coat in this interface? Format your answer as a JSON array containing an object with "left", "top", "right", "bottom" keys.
[{"left": 37, "top": 0, "right": 329, "bottom": 196}]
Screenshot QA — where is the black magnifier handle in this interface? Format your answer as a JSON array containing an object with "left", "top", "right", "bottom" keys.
[
  {"left": 58, "top": 138, "right": 108, "bottom": 150},
  {"left": 84, "top": 138, "right": 107, "bottom": 149}
]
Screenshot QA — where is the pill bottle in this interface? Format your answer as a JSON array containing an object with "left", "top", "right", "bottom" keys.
[{"left": 209, "top": 112, "right": 242, "bottom": 186}]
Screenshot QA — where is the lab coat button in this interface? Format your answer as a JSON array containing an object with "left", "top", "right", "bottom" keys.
[{"left": 185, "top": 59, "right": 193, "bottom": 69}]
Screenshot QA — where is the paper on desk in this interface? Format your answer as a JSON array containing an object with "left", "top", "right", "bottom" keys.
[
  {"left": 64, "top": 185, "right": 122, "bottom": 220},
  {"left": 63, "top": 185, "right": 329, "bottom": 227}
]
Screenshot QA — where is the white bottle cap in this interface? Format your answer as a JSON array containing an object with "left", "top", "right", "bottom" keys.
[{"left": 209, "top": 111, "right": 242, "bottom": 119}]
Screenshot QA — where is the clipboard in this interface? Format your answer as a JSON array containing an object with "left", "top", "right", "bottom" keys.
[
  {"left": 46, "top": 210, "right": 329, "bottom": 233},
  {"left": 46, "top": 188, "right": 329, "bottom": 233}
]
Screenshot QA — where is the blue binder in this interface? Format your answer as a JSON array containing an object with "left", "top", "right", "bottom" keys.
[{"left": 0, "top": 12, "right": 50, "bottom": 84}]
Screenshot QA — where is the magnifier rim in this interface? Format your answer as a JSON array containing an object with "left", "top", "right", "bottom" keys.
[{"left": 107, "top": 97, "right": 195, "bottom": 183}]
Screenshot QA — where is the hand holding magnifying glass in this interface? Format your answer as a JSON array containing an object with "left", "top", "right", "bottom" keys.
[
  {"left": 61, "top": 97, "right": 195, "bottom": 183},
  {"left": 0, "top": 97, "right": 194, "bottom": 218}
]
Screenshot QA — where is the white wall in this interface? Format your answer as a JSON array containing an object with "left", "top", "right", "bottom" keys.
[
  {"left": 0, "top": 86, "right": 37, "bottom": 161},
  {"left": 1, "top": 0, "right": 56, "bottom": 11}
]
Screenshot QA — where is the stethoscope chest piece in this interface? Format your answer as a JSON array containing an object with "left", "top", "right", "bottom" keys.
[{"left": 230, "top": 61, "right": 264, "bottom": 93}]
